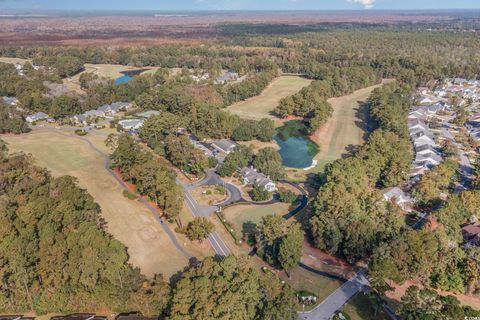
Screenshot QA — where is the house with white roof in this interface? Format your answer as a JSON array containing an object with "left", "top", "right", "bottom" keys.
[
  {"left": 413, "top": 134, "right": 437, "bottom": 148},
  {"left": 118, "top": 119, "right": 144, "bottom": 131},
  {"left": 408, "top": 118, "right": 429, "bottom": 131},
  {"left": 216, "top": 71, "right": 239, "bottom": 84},
  {"left": 84, "top": 109, "right": 105, "bottom": 118},
  {"left": 26, "top": 112, "right": 49, "bottom": 123},
  {"left": 97, "top": 102, "right": 132, "bottom": 116},
  {"left": 240, "top": 167, "right": 276, "bottom": 192},
  {"left": 211, "top": 139, "right": 237, "bottom": 154},
  {"left": 415, "top": 144, "right": 439, "bottom": 156},
  {"left": 415, "top": 152, "right": 442, "bottom": 167},
  {"left": 382, "top": 187, "right": 414, "bottom": 212},
  {"left": 73, "top": 114, "right": 88, "bottom": 126},
  {"left": 2, "top": 96, "right": 18, "bottom": 106}
]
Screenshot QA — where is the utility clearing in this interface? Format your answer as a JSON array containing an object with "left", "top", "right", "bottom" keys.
[
  {"left": 2, "top": 129, "right": 189, "bottom": 278},
  {"left": 226, "top": 75, "right": 311, "bottom": 121}
]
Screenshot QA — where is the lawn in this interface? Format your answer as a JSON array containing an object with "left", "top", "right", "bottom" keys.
[
  {"left": 311, "top": 81, "right": 392, "bottom": 170},
  {"left": 226, "top": 75, "right": 311, "bottom": 121},
  {"left": 2, "top": 129, "right": 190, "bottom": 278},
  {"left": 0, "top": 56, "right": 31, "bottom": 64},
  {"left": 286, "top": 266, "right": 343, "bottom": 307},
  {"left": 340, "top": 293, "right": 389, "bottom": 320},
  {"left": 222, "top": 203, "right": 291, "bottom": 236},
  {"left": 191, "top": 185, "right": 228, "bottom": 206}
]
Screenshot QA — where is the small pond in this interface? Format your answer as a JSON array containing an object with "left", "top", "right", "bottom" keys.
[
  {"left": 115, "top": 69, "right": 147, "bottom": 84},
  {"left": 274, "top": 120, "right": 319, "bottom": 169}
]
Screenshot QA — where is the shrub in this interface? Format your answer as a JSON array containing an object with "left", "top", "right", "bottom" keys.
[
  {"left": 74, "top": 129, "right": 87, "bottom": 136},
  {"left": 278, "top": 190, "right": 298, "bottom": 203},
  {"left": 122, "top": 190, "right": 138, "bottom": 200},
  {"left": 250, "top": 185, "right": 270, "bottom": 202}
]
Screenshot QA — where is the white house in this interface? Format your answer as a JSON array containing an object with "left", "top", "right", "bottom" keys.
[
  {"left": 118, "top": 119, "right": 144, "bottom": 131},
  {"left": 240, "top": 167, "right": 276, "bottom": 192},
  {"left": 84, "top": 109, "right": 105, "bottom": 118},
  {"left": 73, "top": 114, "right": 88, "bottom": 126},
  {"left": 413, "top": 134, "right": 437, "bottom": 148},
  {"left": 415, "top": 152, "right": 442, "bottom": 167},
  {"left": 26, "top": 112, "right": 49, "bottom": 123},
  {"left": 216, "top": 71, "right": 239, "bottom": 84},
  {"left": 97, "top": 102, "right": 132, "bottom": 116},
  {"left": 382, "top": 187, "right": 414, "bottom": 212},
  {"left": 408, "top": 118, "right": 429, "bottom": 132},
  {"left": 2, "top": 96, "right": 18, "bottom": 106},
  {"left": 415, "top": 144, "right": 438, "bottom": 156}
]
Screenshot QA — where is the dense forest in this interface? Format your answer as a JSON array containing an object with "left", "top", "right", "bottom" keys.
[
  {"left": 0, "top": 142, "right": 168, "bottom": 314},
  {"left": 110, "top": 134, "right": 183, "bottom": 221}
]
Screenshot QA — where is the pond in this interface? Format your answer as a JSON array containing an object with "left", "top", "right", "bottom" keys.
[
  {"left": 274, "top": 120, "right": 319, "bottom": 169},
  {"left": 115, "top": 69, "right": 147, "bottom": 84}
]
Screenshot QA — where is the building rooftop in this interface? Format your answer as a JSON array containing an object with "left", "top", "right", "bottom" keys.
[{"left": 212, "top": 139, "right": 237, "bottom": 153}]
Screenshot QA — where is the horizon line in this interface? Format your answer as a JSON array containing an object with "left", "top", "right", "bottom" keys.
[{"left": 1, "top": 8, "right": 480, "bottom": 13}]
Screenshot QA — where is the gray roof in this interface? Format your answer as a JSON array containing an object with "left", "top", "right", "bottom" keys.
[
  {"left": 212, "top": 139, "right": 237, "bottom": 153},
  {"left": 382, "top": 187, "right": 414, "bottom": 203},
  {"left": 27, "top": 112, "right": 49, "bottom": 121},
  {"left": 217, "top": 72, "right": 239, "bottom": 82},
  {"left": 74, "top": 114, "right": 87, "bottom": 122},
  {"left": 416, "top": 152, "right": 442, "bottom": 164},
  {"left": 240, "top": 167, "right": 274, "bottom": 187},
  {"left": 84, "top": 109, "right": 104, "bottom": 117},
  {"left": 410, "top": 128, "right": 433, "bottom": 139},
  {"left": 118, "top": 118, "right": 144, "bottom": 130},
  {"left": 97, "top": 102, "right": 131, "bottom": 113},
  {"left": 408, "top": 118, "right": 428, "bottom": 130},
  {"left": 2, "top": 96, "right": 18, "bottom": 105},
  {"left": 415, "top": 144, "right": 437, "bottom": 153}
]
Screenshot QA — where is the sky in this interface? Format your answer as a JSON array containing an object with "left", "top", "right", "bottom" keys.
[{"left": 0, "top": 0, "right": 479, "bottom": 11}]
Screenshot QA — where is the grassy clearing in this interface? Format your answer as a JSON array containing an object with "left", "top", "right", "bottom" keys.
[
  {"left": 286, "top": 266, "right": 342, "bottom": 304},
  {"left": 191, "top": 185, "right": 228, "bottom": 206},
  {"left": 2, "top": 129, "right": 189, "bottom": 278},
  {"left": 223, "top": 203, "right": 291, "bottom": 235},
  {"left": 341, "top": 294, "right": 389, "bottom": 320},
  {"left": 0, "top": 56, "right": 31, "bottom": 64},
  {"left": 226, "top": 75, "right": 311, "bottom": 121}
]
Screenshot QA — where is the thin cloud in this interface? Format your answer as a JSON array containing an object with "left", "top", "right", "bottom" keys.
[{"left": 348, "top": 0, "right": 376, "bottom": 9}]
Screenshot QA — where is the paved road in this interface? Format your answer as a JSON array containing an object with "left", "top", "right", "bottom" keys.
[
  {"left": 297, "top": 270, "right": 369, "bottom": 320},
  {"left": 182, "top": 182, "right": 231, "bottom": 257},
  {"left": 25, "top": 127, "right": 194, "bottom": 260},
  {"left": 187, "top": 169, "right": 244, "bottom": 207},
  {"left": 281, "top": 180, "right": 308, "bottom": 220}
]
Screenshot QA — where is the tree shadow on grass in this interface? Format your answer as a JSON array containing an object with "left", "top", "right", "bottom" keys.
[
  {"left": 242, "top": 220, "right": 257, "bottom": 245},
  {"left": 354, "top": 100, "right": 374, "bottom": 141}
]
